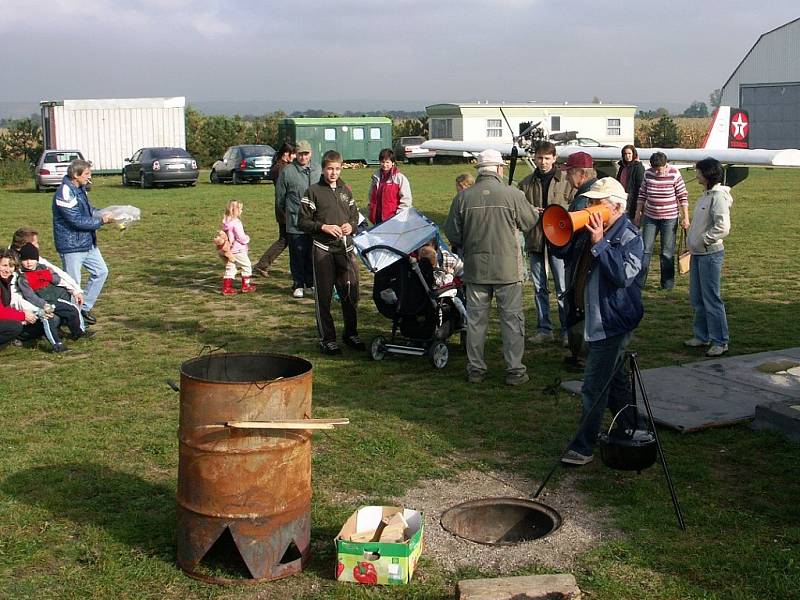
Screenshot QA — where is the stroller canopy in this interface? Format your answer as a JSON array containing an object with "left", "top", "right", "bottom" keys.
[{"left": 353, "top": 208, "right": 439, "bottom": 272}]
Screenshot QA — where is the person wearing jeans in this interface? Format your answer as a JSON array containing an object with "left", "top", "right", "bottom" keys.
[
  {"left": 634, "top": 152, "right": 688, "bottom": 290},
  {"left": 517, "top": 141, "right": 572, "bottom": 345},
  {"left": 552, "top": 178, "right": 644, "bottom": 466},
  {"left": 52, "top": 159, "right": 112, "bottom": 324},
  {"left": 571, "top": 331, "right": 640, "bottom": 458},
  {"left": 639, "top": 215, "right": 678, "bottom": 290},
  {"left": 685, "top": 158, "right": 733, "bottom": 357},
  {"left": 275, "top": 140, "right": 320, "bottom": 298}
]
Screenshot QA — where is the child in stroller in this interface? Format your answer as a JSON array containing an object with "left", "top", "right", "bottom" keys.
[{"left": 368, "top": 237, "right": 466, "bottom": 369}]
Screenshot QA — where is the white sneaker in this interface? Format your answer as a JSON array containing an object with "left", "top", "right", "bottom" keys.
[
  {"left": 292, "top": 288, "right": 304, "bottom": 299},
  {"left": 561, "top": 450, "right": 594, "bottom": 466},
  {"left": 706, "top": 344, "right": 729, "bottom": 357},
  {"left": 528, "top": 331, "right": 553, "bottom": 344},
  {"left": 684, "top": 337, "right": 710, "bottom": 347}
]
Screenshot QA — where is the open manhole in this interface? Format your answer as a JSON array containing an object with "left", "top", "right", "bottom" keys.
[{"left": 440, "top": 497, "right": 562, "bottom": 545}]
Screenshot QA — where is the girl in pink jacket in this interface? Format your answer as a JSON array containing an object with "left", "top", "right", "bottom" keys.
[{"left": 221, "top": 200, "right": 256, "bottom": 295}]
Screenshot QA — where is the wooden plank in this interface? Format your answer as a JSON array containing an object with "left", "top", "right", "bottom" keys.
[{"left": 226, "top": 418, "right": 349, "bottom": 430}]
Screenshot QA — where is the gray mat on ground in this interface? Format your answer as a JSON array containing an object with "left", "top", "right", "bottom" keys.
[{"left": 561, "top": 348, "right": 800, "bottom": 432}]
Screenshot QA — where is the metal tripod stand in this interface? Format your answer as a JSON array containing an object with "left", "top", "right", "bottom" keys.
[{"left": 534, "top": 351, "right": 686, "bottom": 530}]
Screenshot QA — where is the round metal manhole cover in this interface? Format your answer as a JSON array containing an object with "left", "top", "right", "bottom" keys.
[{"left": 440, "top": 497, "right": 562, "bottom": 545}]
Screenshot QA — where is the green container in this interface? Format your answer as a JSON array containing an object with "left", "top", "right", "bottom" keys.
[
  {"left": 334, "top": 506, "right": 423, "bottom": 585},
  {"left": 278, "top": 117, "right": 392, "bottom": 164}
]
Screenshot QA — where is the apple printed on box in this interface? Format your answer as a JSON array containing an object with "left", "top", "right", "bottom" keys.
[{"left": 334, "top": 506, "right": 423, "bottom": 585}]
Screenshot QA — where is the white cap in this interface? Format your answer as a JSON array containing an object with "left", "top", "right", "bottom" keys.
[
  {"left": 582, "top": 177, "right": 627, "bottom": 201},
  {"left": 475, "top": 149, "right": 504, "bottom": 168}
]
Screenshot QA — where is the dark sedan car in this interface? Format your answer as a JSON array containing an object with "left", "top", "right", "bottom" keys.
[
  {"left": 122, "top": 147, "right": 199, "bottom": 188},
  {"left": 210, "top": 144, "right": 275, "bottom": 184}
]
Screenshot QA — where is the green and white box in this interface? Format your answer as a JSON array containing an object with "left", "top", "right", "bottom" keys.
[{"left": 334, "top": 506, "right": 423, "bottom": 585}]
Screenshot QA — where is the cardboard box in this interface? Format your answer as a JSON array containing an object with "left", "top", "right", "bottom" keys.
[{"left": 334, "top": 506, "right": 423, "bottom": 585}]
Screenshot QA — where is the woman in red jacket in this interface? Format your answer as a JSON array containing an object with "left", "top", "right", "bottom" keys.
[
  {"left": 368, "top": 149, "right": 413, "bottom": 225},
  {"left": 0, "top": 250, "right": 43, "bottom": 349}
]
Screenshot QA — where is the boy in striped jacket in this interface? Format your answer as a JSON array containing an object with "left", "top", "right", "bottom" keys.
[{"left": 634, "top": 152, "right": 689, "bottom": 290}]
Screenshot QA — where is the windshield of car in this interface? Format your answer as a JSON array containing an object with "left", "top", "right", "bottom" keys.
[
  {"left": 239, "top": 145, "right": 275, "bottom": 158},
  {"left": 151, "top": 148, "right": 191, "bottom": 159},
  {"left": 402, "top": 137, "right": 425, "bottom": 146},
  {"left": 44, "top": 152, "right": 82, "bottom": 163}
]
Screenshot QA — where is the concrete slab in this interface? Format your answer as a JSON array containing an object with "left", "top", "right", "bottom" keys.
[
  {"left": 457, "top": 574, "right": 581, "bottom": 600},
  {"left": 561, "top": 348, "right": 800, "bottom": 432},
  {"left": 686, "top": 349, "right": 800, "bottom": 399}
]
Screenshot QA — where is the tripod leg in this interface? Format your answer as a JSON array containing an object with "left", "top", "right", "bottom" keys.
[
  {"left": 533, "top": 456, "right": 563, "bottom": 498},
  {"left": 630, "top": 353, "right": 687, "bottom": 531}
]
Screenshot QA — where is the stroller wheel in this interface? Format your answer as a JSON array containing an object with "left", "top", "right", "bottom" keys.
[
  {"left": 370, "top": 336, "right": 387, "bottom": 361},
  {"left": 428, "top": 341, "right": 449, "bottom": 369}
]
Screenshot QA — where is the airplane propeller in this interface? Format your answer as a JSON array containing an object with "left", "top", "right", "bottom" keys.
[
  {"left": 508, "top": 146, "right": 518, "bottom": 185},
  {"left": 500, "top": 106, "right": 547, "bottom": 184}
]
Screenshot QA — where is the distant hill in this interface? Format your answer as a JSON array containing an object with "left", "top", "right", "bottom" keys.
[{"left": 0, "top": 100, "right": 428, "bottom": 121}]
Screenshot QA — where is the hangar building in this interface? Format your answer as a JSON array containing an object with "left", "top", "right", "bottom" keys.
[{"left": 720, "top": 17, "right": 800, "bottom": 149}]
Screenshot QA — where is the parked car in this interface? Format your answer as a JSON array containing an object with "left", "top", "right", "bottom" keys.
[
  {"left": 392, "top": 136, "right": 436, "bottom": 163},
  {"left": 554, "top": 137, "right": 617, "bottom": 148},
  {"left": 34, "top": 149, "right": 86, "bottom": 192},
  {"left": 210, "top": 144, "right": 276, "bottom": 184},
  {"left": 122, "top": 147, "right": 199, "bottom": 188}
]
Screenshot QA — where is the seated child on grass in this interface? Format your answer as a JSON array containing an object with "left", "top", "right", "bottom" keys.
[{"left": 15, "top": 243, "right": 87, "bottom": 352}]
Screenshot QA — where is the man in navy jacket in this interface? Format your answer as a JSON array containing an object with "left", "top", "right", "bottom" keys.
[
  {"left": 554, "top": 178, "right": 645, "bottom": 466},
  {"left": 52, "top": 159, "right": 112, "bottom": 324}
]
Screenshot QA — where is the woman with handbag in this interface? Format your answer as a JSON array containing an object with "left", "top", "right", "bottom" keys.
[{"left": 684, "top": 158, "right": 733, "bottom": 357}]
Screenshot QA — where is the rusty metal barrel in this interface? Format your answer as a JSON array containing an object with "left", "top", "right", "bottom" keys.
[{"left": 175, "top": 352, "right": 313, "bottom": 584}]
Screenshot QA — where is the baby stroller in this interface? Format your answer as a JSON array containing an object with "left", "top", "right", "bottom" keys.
[{"left": 352, "top": 209, "right": 465, "bottom": 369}]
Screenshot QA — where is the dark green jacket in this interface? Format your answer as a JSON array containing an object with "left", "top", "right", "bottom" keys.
[
  {"left": 444, "top": 172, "right": 538, "bottom": 284},
  {"left": 276, "top": 160, "right": 321, "bottom": 234}
]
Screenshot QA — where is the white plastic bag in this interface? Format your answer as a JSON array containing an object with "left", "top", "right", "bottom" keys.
[{"left": 94, "top": 205, "right": 141, "bottom": 231}]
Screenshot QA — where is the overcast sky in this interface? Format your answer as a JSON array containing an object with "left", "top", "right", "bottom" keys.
[{"left": 1, "top": 1, "right": 798, "bottom": 112}]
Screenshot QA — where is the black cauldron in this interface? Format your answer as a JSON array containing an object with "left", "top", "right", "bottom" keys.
[{"left": 597, "top": 429, "right": 658, "bottom": 472}]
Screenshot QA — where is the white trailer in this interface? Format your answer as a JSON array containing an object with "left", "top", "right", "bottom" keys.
[{"left": 40, "top": 97, "right": 187, "bottom": 174}]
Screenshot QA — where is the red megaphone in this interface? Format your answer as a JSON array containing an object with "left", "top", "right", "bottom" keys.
[{"left": 542, "top": 204, "right": 611, "bottom": 247}]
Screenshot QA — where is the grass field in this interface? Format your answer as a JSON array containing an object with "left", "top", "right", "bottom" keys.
[{"left": 1, "top": 164, "right": 799, "bottom": 599}]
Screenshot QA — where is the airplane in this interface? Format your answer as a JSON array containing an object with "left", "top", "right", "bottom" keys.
[{"left": 421, "top": 106, "right": 800, "bottom": 186}]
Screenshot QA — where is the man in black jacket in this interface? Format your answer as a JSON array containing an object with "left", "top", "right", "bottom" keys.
[{"left": 298, "top": 150, "right": 363, "bottom": 355}]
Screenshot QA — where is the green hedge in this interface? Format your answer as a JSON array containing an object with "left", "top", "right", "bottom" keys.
[{"left": 0, "top": 159, "right": 33, "bottom": 186}]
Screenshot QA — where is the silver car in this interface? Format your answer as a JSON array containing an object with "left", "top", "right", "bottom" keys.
[{"left": 35, "top": 149, "right": 86, "bottom": 192}]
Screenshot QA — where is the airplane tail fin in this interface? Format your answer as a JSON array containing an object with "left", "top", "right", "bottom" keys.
[
  {"left": 700, "top": 106, "right": 749, "bottom": 150},
  {"left": 700, "top": 106, "right": 731, "bottom": 149}
]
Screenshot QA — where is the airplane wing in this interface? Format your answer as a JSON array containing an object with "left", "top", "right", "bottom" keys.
[
  {"left": 422, "top": 139, "right": 800, "bottom": 168},
  {"left": 556, "top": 145, "right": 800, "bottom": 168},
  {"left": 421, "top": 139, "right": 516, "bottom": 155}
]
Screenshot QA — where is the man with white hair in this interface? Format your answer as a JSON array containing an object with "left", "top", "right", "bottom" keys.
[
  {"left": 444, "top": 149, "right": 538, "bottom": 385},
  {"left": 552, "top": 177, "right": 645, "bottom": 465}
]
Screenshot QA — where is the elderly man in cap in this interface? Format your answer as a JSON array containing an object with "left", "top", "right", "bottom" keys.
[
  {"left": 563, "top": 151, "right": 597, "bottom": 211},
  {"left": 552, "top": 177, "right": 644, "bottom": 466},
  {"left": 444, "top": 149, "right": 538, "bottom": 385},
  {"left": 276, "top": 140, "right": 321, "bottom": 298}
]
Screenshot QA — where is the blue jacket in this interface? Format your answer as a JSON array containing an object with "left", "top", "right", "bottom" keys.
[
  {"left": 553, "top": 214, "right": 644, "bottom": 341},
  {"left": 52, "top": 176, "right": 103, "bottom": 254}
]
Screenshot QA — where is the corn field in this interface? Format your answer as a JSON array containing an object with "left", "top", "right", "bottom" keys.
[{"left": 635, "top": 117, "right": 711, "bottom": 148}]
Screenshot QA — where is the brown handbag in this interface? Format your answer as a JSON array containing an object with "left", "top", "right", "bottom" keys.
[{"left": 678, "top": 228, "right": 691, "bottom": 275}]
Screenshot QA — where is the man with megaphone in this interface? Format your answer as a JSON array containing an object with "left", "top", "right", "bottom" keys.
[{"left": 548, "top": 177, "right": 645, "bottom": 466}]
